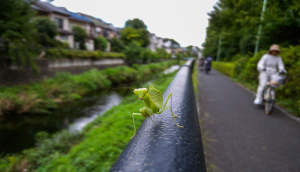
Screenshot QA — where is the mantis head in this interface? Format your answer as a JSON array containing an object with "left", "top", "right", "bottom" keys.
[{"left": 133, "top": 88, "right": 148, "bottom": 100}]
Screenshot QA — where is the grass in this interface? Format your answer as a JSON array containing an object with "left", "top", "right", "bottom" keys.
[
  {"left": 0, "top": 61, "right": 178, "bottom": 115},
  {"left": 212, "top": 62, "right": 236, "bottom": 78},
  {"left": 0, "top": 66, "right": 180, "bottom": 172}
]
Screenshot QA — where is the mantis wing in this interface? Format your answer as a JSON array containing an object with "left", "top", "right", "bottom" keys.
[{"left": 148, "top": 85, "right": 163, "bottom": 109}]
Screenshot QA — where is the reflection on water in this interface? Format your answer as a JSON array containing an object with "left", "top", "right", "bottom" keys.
[
  {"left": 69, "top": 93, "right": 121, "bottom": 131},
  {"left": 164, "top": 65, "right": 180, "bottom": 74},
  {"left": 0, "top": 65, "right": 179, "bottom": 155},
  {"left": 0, "top": 91, "right": 122, "bottom": 155}
]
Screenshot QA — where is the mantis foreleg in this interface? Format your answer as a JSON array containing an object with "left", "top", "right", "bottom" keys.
[
  {"left": 157, "top": 93, "right": 183, "bottom": 128},
  {"left": 131, "top": 113, "right": 142, "bottom": 139}
]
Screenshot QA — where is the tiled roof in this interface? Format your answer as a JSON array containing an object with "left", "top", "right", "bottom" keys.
[
  {"left": 65, "top": 10, "right": 92, "bottom": 23},
  {"left": 77, "top": 13, "right": 109, "bottom": 28},
  {"left": 33, "top": 1, "right": 70, "bottom": 16}
]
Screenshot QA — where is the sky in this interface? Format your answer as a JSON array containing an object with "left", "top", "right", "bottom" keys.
[{"left": 51, "top": 0, "right": 218, "bottom": 48}]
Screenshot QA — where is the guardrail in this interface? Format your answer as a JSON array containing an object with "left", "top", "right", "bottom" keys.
[{"left": 110, "top": 60, "right": 206, "bottom": 172}]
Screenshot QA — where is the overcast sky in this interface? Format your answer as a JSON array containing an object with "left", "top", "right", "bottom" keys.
[{"left": 51, "top": 0, "right": 218, "bottom": 48}]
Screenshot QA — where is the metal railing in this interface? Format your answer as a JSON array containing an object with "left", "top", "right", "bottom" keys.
[{"left": 110, "top": 60, "right": 206, "bottom": 172}]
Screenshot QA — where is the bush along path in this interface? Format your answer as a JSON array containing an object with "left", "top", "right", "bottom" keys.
[
  {"left": 211, "top": 45, "right": 300, "bottom": 117},
  {"left": 0, "top": 70, "right": 179, "bottom": 172},
  {"left": 0, "top": 61, "right": 180, "bottom": 116}
]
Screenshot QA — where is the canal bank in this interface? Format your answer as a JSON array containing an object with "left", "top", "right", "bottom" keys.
[{"left": 0, "top": 67, "right": 181, "bottom": 172}]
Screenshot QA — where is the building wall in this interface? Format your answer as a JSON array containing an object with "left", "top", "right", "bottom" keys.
[
  {"left": 0, "top": 59, "right": 125, "bottom": 86},
  {"left": 69, "top": 19, "right": 95, "bottom": 51},
  {"left": 48, "top": 13, "right": 74, "bottom": 48}
]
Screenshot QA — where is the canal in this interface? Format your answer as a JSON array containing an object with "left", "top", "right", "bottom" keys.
[{"left": 0, "top": 65, "right": 180, "bottom": 155}]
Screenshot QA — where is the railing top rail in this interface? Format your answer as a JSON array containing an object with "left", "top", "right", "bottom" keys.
[{"left": 110, "top": 60, "right": 206, "bottom": 172}]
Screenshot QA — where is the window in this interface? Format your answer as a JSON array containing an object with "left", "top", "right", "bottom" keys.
[
  {"left": 54, "top": 17, "right": 63, "bottom": 29},
  {"left": 60, "top": 36, "right": 68, "bottom": 40}
]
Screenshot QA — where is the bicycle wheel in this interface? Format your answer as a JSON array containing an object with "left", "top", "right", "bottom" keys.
[{"left": 264, "top": 86, "right": 275, "bottom": 115}]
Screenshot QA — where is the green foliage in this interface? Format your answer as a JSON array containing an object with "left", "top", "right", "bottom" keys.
[
  {"left": 36, "top": 71, "right": 177, "bottom": 172},
  {"left": 120, "top": 27, "right": 150, "bottom": 48},
  {"left": 212, "top": 62, "right": 236, "bottom": 78},
  {"left": 0, "top": 61, "right": 177, "bottom": 115},
  {"left": 0, "top": 64, "right": 179, "bottom": 172},
  {"left": 122, "top": 41, "right": 144, "bottom": 64},
  {"left": 121, "top": 18, "right": 150, "bottom": 48},
  {"left": 0, "top": 0, "right": 37, "bottom": 66},
  {"left": 33, "top": 16, "right": 58, "bottom": 48},
  {"left": 23, "top": 130, "right": 84, "bottom": 170},
  {"left": 110, "top": 37, "right": 124, "bottom": 52},
  {"left": 214, "top": 45, "right": 300, "bottom": 116},
  {"left": 72, "top": 26, "right": 88, "bottom": 50},
  {"left": 156, "top": 48, "right": 171, "bottom": 59},
  {"left": 45, "top": 49, "right": 125, "bottom": 60},
  {"left": 203, "top": 0, "right": 300, "bottom": 61},
  {"left": 125, "top": 18, "right": 147, "bottom": 30},
  {"left": 94, "top": 36, "right": 108, "bottom": 51}
]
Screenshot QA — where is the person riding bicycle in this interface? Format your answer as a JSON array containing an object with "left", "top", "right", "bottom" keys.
[
  {"left": 204, "top": 56, "right": 213, "bottom": 73},
  {"left": 254, "top": 44, "right": 286, "bottom": 105}
]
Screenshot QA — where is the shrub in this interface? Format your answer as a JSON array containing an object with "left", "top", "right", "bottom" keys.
[
  {"left": 212, "top": 62, "right": 235, "bottom": 77},
  {"left": 94, "top": 36, "right": 108, "bottom": 51},
  {"left": 45, "top": 49, "right": 125, "bottom": 60},
  {"left": 0, "top": 61, "right": 177, "bottom": 115}
]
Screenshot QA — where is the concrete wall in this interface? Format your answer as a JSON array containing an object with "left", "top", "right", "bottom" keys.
[{"left": 0, "top": 58, "right": 125, "bottom": 86}]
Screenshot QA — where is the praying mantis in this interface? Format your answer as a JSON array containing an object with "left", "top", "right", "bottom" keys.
[{"left": 131, "top": 84, "right": 183, "bottom": 139}]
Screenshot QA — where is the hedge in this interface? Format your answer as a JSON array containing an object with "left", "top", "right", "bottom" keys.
[
  {"left": 213, "top": 45, "right": 300, "bottom": 117},
  {"left": 45, "top": 49, "right": 125, "bottom": 60}
]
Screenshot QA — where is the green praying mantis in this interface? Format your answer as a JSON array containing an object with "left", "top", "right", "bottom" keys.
[{"left": 130, "top": 84, "right": 183, "bottom": 139}]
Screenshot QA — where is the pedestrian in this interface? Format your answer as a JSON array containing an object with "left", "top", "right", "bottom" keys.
[
  {"left": 198, "top": 57, "right": 205, "bottom": 71},
  {"left": 204, "top": 55, "right": 213, "bottom": 74},
  {"left": 254, "top": 44, "right": 286, "bottom": 105}
]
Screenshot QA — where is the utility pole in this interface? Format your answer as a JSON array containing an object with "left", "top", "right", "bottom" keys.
[
  {"left": 217, "top": 35, "right": 222, "bottom": 61},
  {"left": 254, "top": 0, "right": 268, "bottom": 57}
]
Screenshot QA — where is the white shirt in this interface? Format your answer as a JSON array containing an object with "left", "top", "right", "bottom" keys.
[{"left": 257, "top": 54, "right": 285, "bottom": 72}]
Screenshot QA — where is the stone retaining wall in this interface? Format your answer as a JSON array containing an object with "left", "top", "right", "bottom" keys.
[{"left": 0, "top": 58, "right": 125, "bottom": 86}]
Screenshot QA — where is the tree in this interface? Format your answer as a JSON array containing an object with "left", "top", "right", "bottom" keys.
[
  {"left": 120, "top": 27, "right": 150, "bottom": 48},
  {"left": 121, "top": 18, "right": 150, "bottom": 48},
  {"left": 94, "top": 36, "right": 108, "bottom": 51},
  {"left": 123, "top": 41, "right": 144, "bottom": 64},
  {"left": 125, "top": 18, "right": 147, "bottom": 30},
  {"left": 203, "top": 0, "right": 300, "bottom": 61},
  {"left": 33, "top": 16, "right": 58, "bottom": 48},
  {"left": 72, "top": 26, "right": 88, "bottom": 50},
  {"left": 110, "top": 37, "right": 124, "bottom": 52},
  {"left": 0, "top": 0, "right": 37, "bottom": 66}
]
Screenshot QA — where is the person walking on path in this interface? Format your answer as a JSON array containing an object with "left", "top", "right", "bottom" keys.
[{"left": 254, "top": 44, "right": 286, "bottom": 105}]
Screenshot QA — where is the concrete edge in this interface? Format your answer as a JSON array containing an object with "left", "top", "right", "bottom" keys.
[{"left": 212, "top": 68, "right": 300, "bottom": 124}]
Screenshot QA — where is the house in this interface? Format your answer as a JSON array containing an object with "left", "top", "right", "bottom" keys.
[
  {"left": 163, "top": 41, "right": 172, "bottom": 54},
  {"left": 148, "top": 34, "right": 165, "bottom": 52},
  {"left": 157, "top": 37, "right": 164, "bottom": 49},
  {"left": 148, "top": 33, "right": 158, "bottom": 52},
  {"left": 63, "top": 9, "right": 95, "bottom": 51},
  {"left": 32, "top": 1, "right": 74, "bottom": 48},
  {"left": 77, "top": 13, "right": 109, "bottom": 38}
]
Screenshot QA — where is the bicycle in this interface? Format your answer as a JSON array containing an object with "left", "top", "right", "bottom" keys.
[{"left": 262, "top": 70, "right": 286, "bottom": 115}]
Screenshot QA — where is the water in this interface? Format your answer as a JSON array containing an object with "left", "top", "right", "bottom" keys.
[
  {"left": 0, "top": 91, "right": 123, "bottom": 155},
  {"left": 0, "top": 65, "right": 179, "bottom": 155}
]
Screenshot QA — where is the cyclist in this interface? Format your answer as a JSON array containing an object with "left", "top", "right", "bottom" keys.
[
  {"left": 204, "top": 56, "right": 213, "bottom": 73},
  {"left": 254, "top": 44, "right": 286, "bottom": 105}
]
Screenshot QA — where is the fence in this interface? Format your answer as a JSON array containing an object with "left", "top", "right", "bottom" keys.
[{"left": 110, "top": 60, "right": 206, "bottom": 172}]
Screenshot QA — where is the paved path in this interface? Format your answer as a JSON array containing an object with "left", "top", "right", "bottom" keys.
[{"left": 198, "top": 69, "right": 300, "bottom": 172}]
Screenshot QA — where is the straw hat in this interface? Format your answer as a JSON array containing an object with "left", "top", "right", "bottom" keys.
[{"left": 269, "top": 44, "right": 281, "bottom": 53}]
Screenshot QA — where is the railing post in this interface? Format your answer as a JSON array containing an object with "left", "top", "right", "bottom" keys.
[{"left": 110, "top": 60, "right": 206, "bottom": 172}]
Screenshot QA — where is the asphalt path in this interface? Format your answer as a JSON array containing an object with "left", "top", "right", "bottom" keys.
[{"left": 198, "top": 69, "right": 300, "bottom": 172}]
